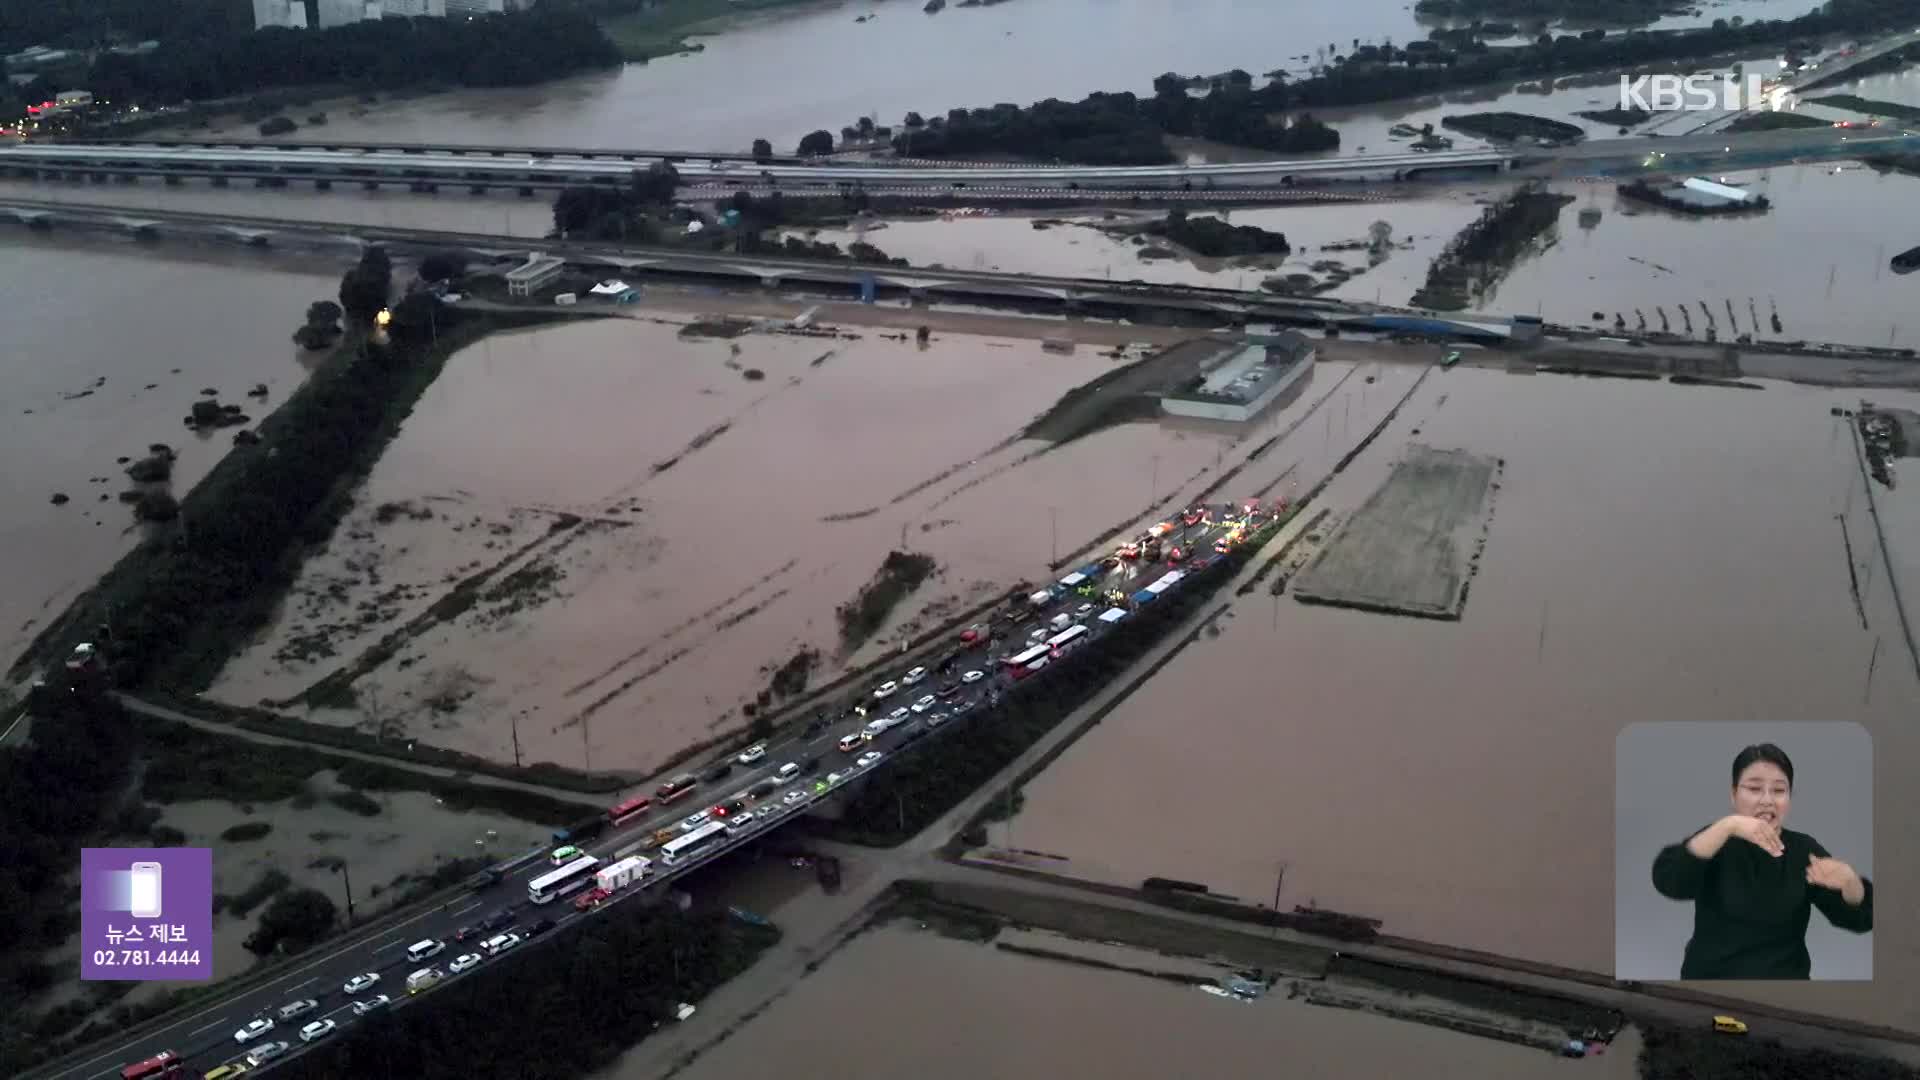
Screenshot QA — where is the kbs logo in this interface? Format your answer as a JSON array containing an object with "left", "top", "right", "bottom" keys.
[{"left": 1618, "top": 73, "right": 1770, "bottom": 112}]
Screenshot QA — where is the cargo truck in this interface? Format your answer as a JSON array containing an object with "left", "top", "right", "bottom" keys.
[
  {"left": 406, "top": 967, "right": 445, "bottom": 995},
  {"left": 594, "top": 855, "right": 651, "bottom": 892}
]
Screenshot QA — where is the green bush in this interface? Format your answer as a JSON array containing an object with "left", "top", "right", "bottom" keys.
[{"left": 328, "top": 791, "right": 382, "bottom": 817}]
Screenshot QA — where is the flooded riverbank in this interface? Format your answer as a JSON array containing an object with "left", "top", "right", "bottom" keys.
[
  {"left": 0, "top": 233, "right": 339, "bottom": 670},
  {"left": 644, "top": 918, "right": 1643, "bottom": 1080},
  {"left": 206, "top": 310, "right": 1251, "bottom": 773},
  {"left": 1003, "top": 364, "right": 1920, "bottom": 1030}
]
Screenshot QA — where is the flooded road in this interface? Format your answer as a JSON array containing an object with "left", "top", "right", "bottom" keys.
[
  {"left": 194, "top": 0, "right": 1820, "bottom": 153},
  {"left": 0, "top": 234, "right": 340, "bottom": 669},
  {"left": 207, "top": 312, "right": 1239, "bottom": 773},
  {"left": 1005, "top": 364, "right": 1920, "bottom": 1030},
  {"left": 645, "top": 920, "right": 1643, "bottom": 1080}
]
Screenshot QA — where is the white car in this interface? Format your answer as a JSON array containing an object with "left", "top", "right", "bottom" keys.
[
  {"left": 679, "top": 810, "right": 711, "bottom": 832},
  {"left": 872, "top": 680, "right": 899, "bottom": 699},
  {"left": 235, "top": 1018, "right": 274, "bottom": 1044},
  {"left": 275, "top": 999, "right": 318, "bottom": 1021},
  {"left": 825, "top": 771, "right": 846, "bottom": 787},
  {"left": 299, "top": 1019, "right": 336, "bottom": 1044},
  {"left": 961, "top": 670, "right": 985, "bottom": 683},
  {"left": 911, "top": 695, "right": 937, "bottom": 713},
  {"left": 887, "top": 706, "right": 911, "bottom": 723},
  {"left": 736, "top": 742, "right": 767, "bottom": 765},
  {"left": 782, "top": 789, "right": 809, "bottom": 806},
  {"left": 855, "top": 750, "right": 883, "bottom": 768},
  {"left": 343, "top": 972, "right": 380, "bottom": 995},
  {"left": 902, "top": 666, "right": 928, "bottom": 685},
  {"left": 484, "top": 933, "right": 521, "bottom": 956},
  {"left": 927, "top": 710, "right": 951, "bottom": 728},
  {"left": 449, "top": 953, "right": 482, "bottom": 974},
  {"left": 246, "top": 1041, "right": 291, "bottom": 1067},
  {"left": 774, "top": 762, "right": 800, "bottom": 783},
  {"left": 1075, "top": 603, "right": 1095, "bottom": 618},
  {"left": 352, "top": 994, "right": 392, "bottom": 1016}
]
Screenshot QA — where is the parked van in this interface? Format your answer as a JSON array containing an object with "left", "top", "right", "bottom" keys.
[
  {"left": 774, "top": 763, "right": 800, "bottom": 783},
  {"left": 1049, "top": 613, "right": 1072, "bottom": 631},
  {"left": 838, "top": 733, "right": 865, "bottom": 752},
  {"left": 406, "top": 967, "right": 444, "bottom": 995},
  {"left": 406, "top": 939, "right": 444, "bottom": 964}
]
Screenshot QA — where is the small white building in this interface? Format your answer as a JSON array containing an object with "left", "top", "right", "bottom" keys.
[
  {"left": 506, "top": 252, "right": 565, "bottom": 297},
  {"left": 1680, "top": 176, "right": 1761, "bottom": 206}
]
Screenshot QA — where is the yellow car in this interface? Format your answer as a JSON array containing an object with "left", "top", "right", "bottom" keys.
[{"left": 1712, "top": 1015, "right": 1748, "bottom": 1035}]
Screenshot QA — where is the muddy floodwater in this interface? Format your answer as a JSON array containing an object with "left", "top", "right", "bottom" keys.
[
  {"left": 209, "top": 312, "right": 1247, "bottom": 773},
  {"left": 647, "top": 921, "right": 1642, "bottom": 1080},
  {"left": 1005, "top": 365, "right": 1920, "bottom": 1030},
  {"left": 0, "top": 234, "right": 339, "bottom": 670},
  {"left": 190, "top": 0, "right": 1813, "bottom": 153}
]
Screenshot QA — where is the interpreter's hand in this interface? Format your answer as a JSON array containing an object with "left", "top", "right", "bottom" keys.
[
  {"left": 1722, "top": 814, "right": 1784, "bottom": 857},
  {"left": 1807, "top": 856, "right": 1860, "bottom": 893}
]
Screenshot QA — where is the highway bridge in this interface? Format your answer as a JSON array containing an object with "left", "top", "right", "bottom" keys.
[
  {"left": 7, "top": 122, "right": 1918, "bottom": 193},
  {"left": 0, "top": 196, "right": 1423, "bottom": 330},
  {"left": 25, "top": 509, "right": 1255, "bottom": 1080}
]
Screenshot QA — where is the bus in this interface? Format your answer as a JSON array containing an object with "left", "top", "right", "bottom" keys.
[
  {"left": 606, "top": 794, "right": 652, "bottom": 827},
  {"left": 528, "top": 855, "right": 601, "bottom": 904},
  {"left": 1002, "top": 643, "right": 1050, "bottom": 670},
  {"left": 659, "top": 820, "right": 730, "bottom": 866},
  {"left": 1046, "top": 624, "right": 1089, "bottom": 651},
  {"left": 655, "top": 773, "right": 699, "bottom": 804},
  {"left": 120, "top": 1052, "right": 185, "bottom": 1080}
]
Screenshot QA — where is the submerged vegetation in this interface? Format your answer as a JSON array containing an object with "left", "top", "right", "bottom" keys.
[
  {"left": 837, "top": 551, "right": 940, "bottom": 651},
  {"left": 1147, "top": 210, "right": 1291, "bottom": 258},
  {"left": 1410, "top": 183, "right": 1575, "bottom": 311}
]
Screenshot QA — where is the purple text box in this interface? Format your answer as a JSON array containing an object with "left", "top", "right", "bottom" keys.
[{"left": 82, "top": 848, "right": 213, "bottom": 981}]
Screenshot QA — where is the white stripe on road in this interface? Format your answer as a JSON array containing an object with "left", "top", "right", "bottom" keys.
[
  {"left": 372, "top": 938, "right": 403, "bottom": 952},
  {"left": 450, "top": 900, "right": 482, "bottom": 917},
  {"left": 190, "top": 1017, "right": 230, "bottom": 1035}
]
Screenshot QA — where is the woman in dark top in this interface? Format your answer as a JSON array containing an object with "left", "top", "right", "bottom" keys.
[{"left": 1651, "top": 743, "right": 1873, "bottom": 980}]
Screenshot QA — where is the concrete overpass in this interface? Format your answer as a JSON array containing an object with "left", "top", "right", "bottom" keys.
[{"left": 0, "top": 196, "right": 1441, "bottom": 330}]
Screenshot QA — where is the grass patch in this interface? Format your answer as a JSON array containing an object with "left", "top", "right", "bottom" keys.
[
  {"left": 137, "top": 712, "right": 594, "bottom": 827},
  {"left": 599, "top": 0, "right": 820, "bottom": 62},
  {"left": 220, "top": 821, "right": 273, "bottom": 843},
  {"left": 1725, "top": 110, "right": 1830, "bottom": 132},
  {"left": 1807, "top": 93, "right": 1920, "bottom": 124}
]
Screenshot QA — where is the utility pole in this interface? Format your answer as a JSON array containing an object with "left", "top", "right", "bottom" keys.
[
  {"left": 511, "top": 710, "right": 523, "bottom": 768},
  {"left": 332, "top": 860, "right": 356, "bottom": 926},
  {"left": 1149, "top": 455, "right": 1160, "bottom": 510},
  {"left": 1004, "top": 784, "right": 1016, "bottom": 852},
  {"left": 1270, "top": 860, "right": 1288, "bottom": 937}
]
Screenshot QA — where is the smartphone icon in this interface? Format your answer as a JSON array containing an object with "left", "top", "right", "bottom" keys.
[{"left": 129, "top": 862, "right": 163, "bottom": 920}]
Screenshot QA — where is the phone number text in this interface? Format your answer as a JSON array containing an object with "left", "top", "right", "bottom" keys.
[{"left": 91, "top": 949, "right": 202, "bottom": 966}]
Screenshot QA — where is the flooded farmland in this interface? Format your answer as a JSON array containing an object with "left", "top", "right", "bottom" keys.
[
  {"left": 1002, "top": 364, "right": 1920, "bottom": 1030},
  {"left": 648, "top": 919, "right": 1643, "bottom": 1080},
  {"left": 207, "top": 311, "right": 1252, "bottom": 773},
  {"left": 0, "top": 233, "right": 339, "bottom": 670}
]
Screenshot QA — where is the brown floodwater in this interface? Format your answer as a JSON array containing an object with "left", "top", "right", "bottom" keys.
[
  {"left": 209, "top": 313, "right": 1256, "bottom": 773},
  {"left": 645, "top": 921, "right": 1644, "bottom": 1080},
  {"left": 0, "top": 233, "right": 340, "bottom": 671},
  {"left": 1007, "top": 366, "right": 1920, "bottom": 1030}
]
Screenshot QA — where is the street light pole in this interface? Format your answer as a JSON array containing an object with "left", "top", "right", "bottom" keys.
[{"left": 334, "top": 860, "right": 356, "bottom": 927}]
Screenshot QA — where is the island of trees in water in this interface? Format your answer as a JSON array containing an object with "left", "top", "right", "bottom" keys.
[{"left": 829, "top": 0, "right": 1909, "bottom": 164}]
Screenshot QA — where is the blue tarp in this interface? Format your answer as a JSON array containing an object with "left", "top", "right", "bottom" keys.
[
  {"left": 1132, "top": 589, "right": 1157, "bottom": 605},
  {"left": 1078, "top": 562, "right": 1105, "bottom": 578}
]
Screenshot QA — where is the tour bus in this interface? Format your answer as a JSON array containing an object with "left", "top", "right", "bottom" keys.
[
  {"left": 1002, "top": 643, "right": 1050, "bottom": 671},
  {"left": 655, "top": 773, "right": 699, "bottom": 804},
  {"left": 1045, "top": 624, "right": 1089, "bottom": 652},
  {"left": 119, "top": 1051, "right": 185, "bottom": 1080},
  {"left": 606, "top": 794, "right": 651, "bottom": 827},
  {"left": 528, "top": 854, "right": 601, "bottom": 904},
  {"left": 659, "top": 820, "right": 730, "bottom": 866}
]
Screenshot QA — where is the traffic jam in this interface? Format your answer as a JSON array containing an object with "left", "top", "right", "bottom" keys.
[{"left": 114, "top": 499, "right": 1284, "bottom": 1080}]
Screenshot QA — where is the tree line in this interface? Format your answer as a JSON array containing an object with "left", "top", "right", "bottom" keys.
[
  {"left": 52, "top": 8, "right": 619, "bottom": 109},
  {"left": 861, "top": 0, "right": 1909, "bottom": 164}
]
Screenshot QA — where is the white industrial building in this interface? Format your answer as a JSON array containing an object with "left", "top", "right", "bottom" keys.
[
  {"left": 1160, "top": 332, "right": 1318, "bottom": 423},
  {"left": 506, "top": 252, "right": 566, "bottom": 297}
]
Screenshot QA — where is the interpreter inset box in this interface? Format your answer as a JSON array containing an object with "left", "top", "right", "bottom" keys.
[{"left": 1615, "top": 723, "right": 1873, "bottom": 982}]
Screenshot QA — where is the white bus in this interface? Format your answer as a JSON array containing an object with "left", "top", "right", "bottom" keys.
[
  {"left": 1046, "top": 624, "right": 1089, "bottom": 651},
  {"left": 659, "top": 820, "right": 730, "bottom": 866},
  {"left": 1002, "top": 643, "right": 1050, "bottom": 670},
  {"left": 528, "top": 855, "right": 601, "bottom": 904}
]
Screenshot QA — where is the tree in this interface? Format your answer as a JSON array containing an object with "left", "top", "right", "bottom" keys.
[
  {"left": 797, "top": 129, "right": 834, "bottom": 156},
  {"left": 338, "top": 265, "right": 389, "bottom": 326},
  {"left": 306, "top": 300, "right": 342, "bottom": 328},
  {"left": 903, "top": 111, "right": 924, "bottom": 128},
  {"left": 246, "top": 887, "right": 337, "bottom": 956},
  {"left": 417, "top": 252, "right": 467, "bottom": 284},
  {"left": 630, "top": 160, "right": 679, "bottom": 205},
  {"left": 750, "top": 137, "right": 772, "bottom": 162}
]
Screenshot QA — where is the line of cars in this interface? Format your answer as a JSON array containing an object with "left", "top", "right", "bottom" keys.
[{"left": 114, "top": 500, "right": 1279, "bottom": 1080}]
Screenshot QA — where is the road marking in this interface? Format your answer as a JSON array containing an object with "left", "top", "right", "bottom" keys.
[
  {"left": 190, "top": 1017, "right": 231, "bottom": 1035},
  {"left": 450, "top": 900, "right": 482, "bottom": 917},
  {"left": 371, "top": 937, "right": 403, "bottom": 952}
]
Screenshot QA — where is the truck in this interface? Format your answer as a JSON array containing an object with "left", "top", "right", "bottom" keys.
[
  {"left": 406, "top": 967, "right": 445, "bottom": 995},
  {"left": 594, "top": 855, "right": 651, "bottom": 893},
  {"left": 1048, "top": 612, "right": 1072, "bottom": 632}
]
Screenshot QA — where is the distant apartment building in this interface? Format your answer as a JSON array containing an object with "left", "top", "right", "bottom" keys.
[
  {"left": 381, "top": 0, "right": 450, "bottom": 16},
  {"left": 252, "top": 0, "right": 310, "bottom": 28}
]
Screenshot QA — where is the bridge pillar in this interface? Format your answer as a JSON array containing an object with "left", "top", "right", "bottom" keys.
[
  {"left": 363, "top": 180, "right": 380, "bottom": 190},
  {"left": 519, "top": 187, "right": 535, "bottom": 198},
  {"left": 212, "top": 175, "right": 229, "bottom": 187},
  {"left": 89, "top": 172, "right": 108, "bottom": 183},
  {"left": 471, "top": 184, "right": 487, "bottom": 195},
  {"left": 164, "top": 174, "right": 182, "bottom": 186},
  {"left": 315, "top": 179, "right": 331, "bottom": 190},
  {"left": 114, "top": 173, "right": 137, "bottom": 184}
]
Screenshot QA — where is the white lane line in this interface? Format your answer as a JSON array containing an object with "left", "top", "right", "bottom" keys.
[
  {"left": 284, "top": 978, "right": 316, "bottom": 993},
  {"left": 190, "top": 1016, "right": 230, "bottom": 1035},
  {"left": 371, "top": 938, "right": 404, "bottom": 952},
  {"left": 450, "top": 900, "right": 482, "bottom": 917}
]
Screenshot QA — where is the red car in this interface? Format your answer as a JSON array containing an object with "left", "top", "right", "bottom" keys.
[{"left": 573, "top": 887, "right": 611, "bottom": 912}]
